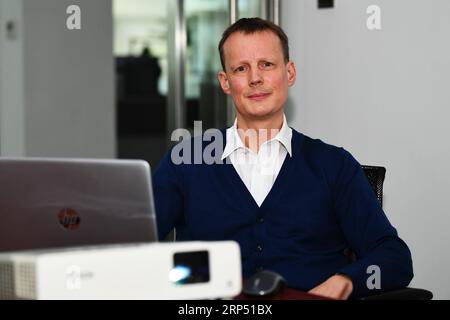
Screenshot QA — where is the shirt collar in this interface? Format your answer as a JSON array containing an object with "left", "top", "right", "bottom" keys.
[
  {"left": 221, "top": 114, "right": 292, "bottom": 160},
  {"left": 273, "top": 114, "right": 292, "bottom": 156}
]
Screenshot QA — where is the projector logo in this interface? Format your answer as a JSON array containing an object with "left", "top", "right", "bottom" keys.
[
  {"left": 66, "top": 265, "right": 82, "bottom": 290},
  {"left": 58, "top": 208, "right": 81, "bottom": 230},
  {"left": 66, "top": 266, "right": 94, "bottom": 290}
]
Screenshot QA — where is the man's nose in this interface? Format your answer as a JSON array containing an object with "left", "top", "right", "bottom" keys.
[{"left": 248, "top": 69, "right": 263, "bottom": 87}]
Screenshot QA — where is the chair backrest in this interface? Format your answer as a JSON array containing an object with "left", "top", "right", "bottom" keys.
[
  {"left": 344, "top": 165, "right": 386, "bottom": 264},
  {"left": 358, "top": 166, "right": 433, "bottom": 300},
  {"left": 361, "top": 165, "right": 386, "bottom": 208}
]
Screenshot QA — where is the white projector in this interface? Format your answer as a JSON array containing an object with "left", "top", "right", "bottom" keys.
[{"left": 0, "top": 241, "right": 242, "bottom": 300}]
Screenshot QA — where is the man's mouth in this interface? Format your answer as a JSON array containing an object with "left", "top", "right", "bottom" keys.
[{"left": 247, "top": 92, "right": 272, "bottom": 101}]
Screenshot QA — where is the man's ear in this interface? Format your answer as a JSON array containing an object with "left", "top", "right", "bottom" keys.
[
  {"left": 218, "top": 71, "right": 231, "bottom": 95},
  {"left": 286, "top": 61, "right": 297, "bottom": 87}
]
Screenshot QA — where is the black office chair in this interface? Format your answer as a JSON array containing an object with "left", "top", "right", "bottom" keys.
[
  {"left": 351, "top": 165, "right": 433, "bottom": 300},
  {"left": 361, "top": 165, "right": 386, "bottom": 207}
]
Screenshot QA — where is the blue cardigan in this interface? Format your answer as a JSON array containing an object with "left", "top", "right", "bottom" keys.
[{"left": 153, "top": 128, "right": 413, "bottom": 297}]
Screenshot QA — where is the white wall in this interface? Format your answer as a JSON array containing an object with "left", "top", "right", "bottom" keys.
[
  {"left": 282, "top": 0, "right": 450, "bottom": 299},
  {"left": 0, "top": 0, "right": 26, "bottom": 156},
  {"left": 0, "top": 0, "right": 115, "bottom": 158}
]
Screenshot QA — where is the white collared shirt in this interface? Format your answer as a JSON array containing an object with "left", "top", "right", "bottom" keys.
[{"left": 221, "top": 115, "right": 293, "bottom": 207}]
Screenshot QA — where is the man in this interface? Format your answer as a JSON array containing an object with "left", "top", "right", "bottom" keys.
[{"left": 153, "top": 18, "right": 413, "bottom": 299}]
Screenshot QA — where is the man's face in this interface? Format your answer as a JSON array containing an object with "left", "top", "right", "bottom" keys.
[{"left": 218, "top": 31, "right": 296, "bottom": 121}]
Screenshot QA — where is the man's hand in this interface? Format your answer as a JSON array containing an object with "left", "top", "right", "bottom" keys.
[{"left": 308, "top": 274, "right": 354, "bottom": 300}]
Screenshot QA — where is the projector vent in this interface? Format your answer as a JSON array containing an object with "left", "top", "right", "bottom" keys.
[
  {"left": 0, "top": 262, "right": 15, "bottom": 299},
  {"left": 15, "top": 262, "right": 37, "bottom": 299}
]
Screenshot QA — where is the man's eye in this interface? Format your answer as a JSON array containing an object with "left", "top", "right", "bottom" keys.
[
  {"left": 235, "top": 66, "right": 246, "bottom": 72},
  {"left": 262, "top": 62, "right": 273, "bottom": 68}
]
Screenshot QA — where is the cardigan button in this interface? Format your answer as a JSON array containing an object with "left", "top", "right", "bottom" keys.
[
  {"left": 257, "top": 217, "right": 264, "bottom": 224},
  {"left": 256, "top": 245, "right": 263, "bottom": 252}
]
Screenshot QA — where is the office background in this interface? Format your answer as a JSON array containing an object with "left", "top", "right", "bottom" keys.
[{"left": 0, "top": 0, "right": 449, "bottom": 298}]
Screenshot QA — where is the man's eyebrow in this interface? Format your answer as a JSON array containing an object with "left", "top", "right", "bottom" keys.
[
  {"left": 230, "top": 58, "right": 274, "bottom": 68},
  {"left": 258, "top": 57, "right": 276, "bottom": 62},
  {"left": 230, "top": 60, "right": 249, "bottom": 67}
]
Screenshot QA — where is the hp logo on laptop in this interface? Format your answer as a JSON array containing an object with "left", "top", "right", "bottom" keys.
[{"left": 58, "top": 208, "right": 81, "bottom": 230}]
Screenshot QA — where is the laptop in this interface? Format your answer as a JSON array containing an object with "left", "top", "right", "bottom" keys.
[{"left": 0, "top": 158, "right": 158, "bottom": 252}]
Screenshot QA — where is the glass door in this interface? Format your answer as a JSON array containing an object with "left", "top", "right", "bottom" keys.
[
  {"left": 167, "top": 0, "right": 280, "bottom": 140},
  {"left": 113, "top": 0, "right": 169, "bottom": 168},
  {"left": 184, "top": 0, "right": 229, "bottom": 132}
]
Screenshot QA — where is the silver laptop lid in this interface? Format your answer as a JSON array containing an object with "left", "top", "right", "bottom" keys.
[{"left": 0, "top": 158, "right": 158, "bottom": 252}]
